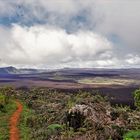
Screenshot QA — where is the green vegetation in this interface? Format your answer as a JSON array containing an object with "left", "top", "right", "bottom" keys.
[
  {"left": 0, "top": 87, "right": 140, "bottom": 140},
  {"left": 47, "top": 124, "right": 63, "bottom": 138},
  {"left": 0, "top": 93, "right": 16, "bottom": 140},
  {"left": 121, "top": 89, "right": 140, "bottom": 140},
  {"left": 133, "top": 89, "right": 140, "bottom": 110},
  {"left": 19, "top": 102, "right": 33, "bottom": 140},
  {"left": 0, "top": 88, "right": 33, "bottom": 140},
  {"left": 123, "top": 130, "right": 140, "bottom": 140}
]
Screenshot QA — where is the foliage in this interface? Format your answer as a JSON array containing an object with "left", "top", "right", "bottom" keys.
[
  {"left": 0, "top": 94, "right": 6, "bottom": 112},
  {"left": 0, "top": 87, "right": 140, "bottom": 140},
  {"left": 19, "top": 102, "right": 33, "bottom": 140},
  {"left": 0, "top": 87, "right": 32, "bottom": 140},
  {"left": 47, "top": 124, "right": 63, "bottom": 134},
  {"left": 123, "top": 130, "right": 140, "bottom": 140},
  {"left": 0, "top": 99, "right": 16, "bottom": 140},
  {"left": 0, "top": 92, "right": 11, "bottom": 112},
  {"left": 133, "top": 89, "right": 140, "bottom": 109}
]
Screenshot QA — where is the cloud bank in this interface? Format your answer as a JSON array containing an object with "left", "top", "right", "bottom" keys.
[
  {"left": 0, "top": 0, "right": 140, "bottom": 68},
  {"left": 0, "top": 24, "right": 113, "bottom": 68}
]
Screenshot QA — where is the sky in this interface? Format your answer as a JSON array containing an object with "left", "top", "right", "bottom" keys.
[{"left": 0, "top": 0, "right": 140, "bottom": 69}]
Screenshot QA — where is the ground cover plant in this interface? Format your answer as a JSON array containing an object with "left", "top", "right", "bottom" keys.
[
  {"left": 0, "top": 88, "right": 16, "bottom": 140},
  {"left": 0, "top": 87, "right": 139, "bottom": 140}
]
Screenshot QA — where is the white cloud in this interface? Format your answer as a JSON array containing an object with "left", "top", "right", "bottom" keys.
[
  {"left": 92, "top": 0, "right": 140, "bottom": 50},
  {"left": 0, "top": 24, "right": 112, "bottom": 68},
  {"left": 125, "top": 54, "right": 140, "bottom": 65},
  {"left": 0, "top": 0, "right": 140, "bottom": 68},
  {"left": 0, "top": 0, "right": 139, "bottom": 50}
]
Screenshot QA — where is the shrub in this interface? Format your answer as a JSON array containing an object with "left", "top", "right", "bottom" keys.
[
  {"left": 110, "top": 111, "right": 119, "bottom": 121},
  {"left": 92, "top": 94, "right": 106, "bottom": 103},
  {"left": 0, "top": 94, "right": 8, "bottom": 112},
  {"left": 123, "top": 130, "right": 140, "bottom": 140},
  {"left": 47, "top": 124, "right": 63, "bottom": 136},
  {"left": 133, "top": 89, "right": 140, "bottom": 110}
]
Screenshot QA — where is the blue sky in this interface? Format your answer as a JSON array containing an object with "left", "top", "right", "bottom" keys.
[{"left": 0, "top": 0, "right": 140, "bottom": 68}]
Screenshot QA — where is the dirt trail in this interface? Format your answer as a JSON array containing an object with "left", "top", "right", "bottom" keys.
[{"left": 9, "top": 101, "right": 23, "bottom": 140}]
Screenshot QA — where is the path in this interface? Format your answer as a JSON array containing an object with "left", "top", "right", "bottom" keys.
[{"left": 9, "top": 101, "right": 23, "bottom": 140}]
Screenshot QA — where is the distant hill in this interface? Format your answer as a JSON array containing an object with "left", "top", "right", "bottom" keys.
[
  {"left": 0, "top": 66, "right": 43, "bottom": 74},
  {"left": 0, "top": 66, "right": 140, "bottom": 76},
  {"left": 0, "top": 66, "right": 19, "bottom": 74}
]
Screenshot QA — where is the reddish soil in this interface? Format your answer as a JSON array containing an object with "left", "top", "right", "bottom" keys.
[{"left": 9, "top": 101, "right": 23, "bottom": 140}]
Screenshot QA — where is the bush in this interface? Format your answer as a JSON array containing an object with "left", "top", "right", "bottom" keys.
[
  {"left": 0, "top": 94, "right": 8, "bottom": 112},
  {"left": 47, "top": 124, "right": 63, "bottom": 136},
  {"left": 123, "top": 130, "right": 140, "bottom": 140},
  {"left": 110, "top": 111, "right": 119, "bottom": 121},
  {"left": 133, "top": 89, "right": 140, "bottom": 109}
]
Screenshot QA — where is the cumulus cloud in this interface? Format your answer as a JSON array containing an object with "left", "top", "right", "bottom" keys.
[
  {"left": 125, "top": 54, "right": 140, "bottom": 65},
  {"left": 0, "top": 24, "right": 112, "bottom": 68},
  {"left": 0, "top": 0, "right": 140, "bottom": 68}
]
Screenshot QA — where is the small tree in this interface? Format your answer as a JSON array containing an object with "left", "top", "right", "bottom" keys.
[{"left": 133, "top": 89, "right": 140, "bottom": 109}]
